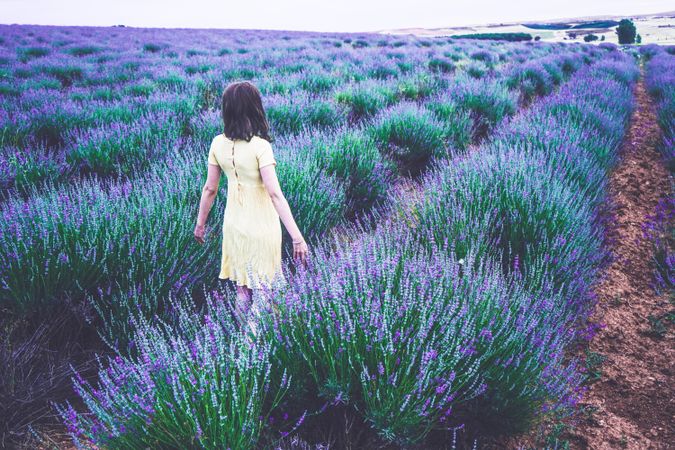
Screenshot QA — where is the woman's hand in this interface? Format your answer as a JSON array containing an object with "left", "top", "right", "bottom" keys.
[
  {"left": 293, "top": 238, "right": 309, "bottom": 266},
  {"left": 194, "top": 223, "right": 206, "bottom": 244}
]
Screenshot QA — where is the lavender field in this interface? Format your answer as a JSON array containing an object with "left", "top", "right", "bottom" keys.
[{"left": 0, "top": 24, "right": 672, "bottom": 449}]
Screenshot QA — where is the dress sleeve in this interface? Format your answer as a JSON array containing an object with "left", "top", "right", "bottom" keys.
[
  {"left": 257, "top": 140, "right": 277, "bottom": 169},
  {"left": 208, "top": 137, "right": 219, "bottom": 166}
]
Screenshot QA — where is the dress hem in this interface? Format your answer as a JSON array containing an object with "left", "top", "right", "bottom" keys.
[
  {"left": 218, "top": 275, "right": 252, "bottom": 288},
  {"left": 218, "top": 272, "right": 286, "bottom": 290}
]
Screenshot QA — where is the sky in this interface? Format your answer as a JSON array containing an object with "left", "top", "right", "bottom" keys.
[{"left": 1, "top": 0, "right": 673, "bottom": 33}]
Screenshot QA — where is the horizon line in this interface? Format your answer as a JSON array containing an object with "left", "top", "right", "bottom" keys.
[{"left": 1, "top": 9, "right": 673, "bottom": 35}]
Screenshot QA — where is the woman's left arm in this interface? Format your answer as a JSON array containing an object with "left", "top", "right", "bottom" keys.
[{"left": 194, "top": 164, "right": 221, "bottom": 244}]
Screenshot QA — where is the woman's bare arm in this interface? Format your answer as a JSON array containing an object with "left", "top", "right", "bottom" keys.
[
  {"left": 194, "top": 163, "right": 221, "bottom": 244},
  {"left": 260, "top": 165, "right": 304, "bottom": 243}
]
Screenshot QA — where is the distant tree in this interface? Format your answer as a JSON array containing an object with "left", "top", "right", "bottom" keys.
[
  {"left": 534, "top": 35, "right": 541, "bottom": 41},
  {"left": 601, "top": 35, "right": 606, "bottom": 41},
  {"left": 584, "top": 34, "right": 599, "bottom": 42},
  {"left": 636, "top": 33, "right": 642, "bottom": 44},
  {"left": 616, "top": 19, "right": 637, "bottom": 44}
]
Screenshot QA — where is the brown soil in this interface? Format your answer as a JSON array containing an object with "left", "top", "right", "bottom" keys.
[{"left": 564, "top": 64, "right": 674, "bottom": 449}]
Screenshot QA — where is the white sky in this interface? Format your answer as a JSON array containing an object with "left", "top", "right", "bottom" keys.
[{"left": 1, "top": 0, "right": 673, "bottom": 33}]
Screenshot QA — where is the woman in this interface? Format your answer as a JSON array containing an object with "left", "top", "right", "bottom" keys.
[{"left": 194, "top": 81, "right": 308, "bottom": 338}]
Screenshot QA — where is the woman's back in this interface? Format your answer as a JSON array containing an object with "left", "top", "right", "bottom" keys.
[{"left": 208, "top": 134, "right": 277, "bottom": 187}]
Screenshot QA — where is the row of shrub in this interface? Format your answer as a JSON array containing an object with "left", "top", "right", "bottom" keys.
[
  {"left": 11, "top": 50, "right": 593, "bottom": 202},
  {"left": 54, "top": 50, "right": 639, "bottom": 448},
  {"left": 641, "top": 45, "right": 675, "bottom": 298},
  {"left": 271, "top": 47, "right": 638, "bottom": 447},
  {"left": 643, "top": 44, "right": 675, "bottom": 172},
  {"left": 413, "top": 54, "right": 638, "bottom": 321},
  {"left": 505, "top": 51, "right": 589, "bottom": 102},
  {"left": 0, "top": 38, "right": 600, "bottom": 197},
  {"left": 8, "top": 35, "right": 540, "bottom": 64},
  {"left": 0, "top": 44, "right": 598, "bottom": 323}
]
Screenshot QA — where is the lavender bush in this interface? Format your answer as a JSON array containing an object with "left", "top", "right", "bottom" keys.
[
  {"left": 56, "top": 291, "right": 293, "bottom": 449},
  {"left": 259, "top": 220, "right": 580, "bottom": 444},
  {"left": 641, "top": 196, "right": 675, "bottom": 296},
  {"left": 387, "top": 51, "right": 638, "bottom": 432}
]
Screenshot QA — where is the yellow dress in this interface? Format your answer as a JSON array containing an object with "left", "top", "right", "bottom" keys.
[{"left": 207, "top": 134, "right": 285, "bottom": 290}]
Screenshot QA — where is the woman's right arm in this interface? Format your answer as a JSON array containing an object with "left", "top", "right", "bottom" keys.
[
  {"left": 194, "top": 163, "right": 221, "bottom": 244},
  {"left": 260, "top": 165, "right": 308, "bottom": 263}
]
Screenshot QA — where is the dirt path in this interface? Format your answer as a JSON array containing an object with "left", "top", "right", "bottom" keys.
[{"left": 566, "top": 63, "right": 674, "bottom": 450}]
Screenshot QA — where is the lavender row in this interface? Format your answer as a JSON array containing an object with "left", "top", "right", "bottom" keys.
[
  {"left": 1, "top": 23, "right": 602, "bottom": 197},
  {"left": 413, "top": 49, "right": 638, "bottom": 321},
  {"left": 254, "top": 48, "right": 639, "bottom": 444},
  {"left": 0, "top": 43, "right": 598, "bottom": 319},
  {"left": 641, "top": 44, "right": 674, "bottom": 296},
  {"left": 396, "top": 48, "right": 638, "bottom": 431},
  {"left": 642, "top": 44, "right": 675, "bottom": 172},
  {"left": 263, "top": 48, "right": 639, "bottom": 444}
]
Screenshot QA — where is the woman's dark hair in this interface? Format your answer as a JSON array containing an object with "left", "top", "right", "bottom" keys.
[{"left": 221, "top": 81, "right": 273, "bottom": 142}]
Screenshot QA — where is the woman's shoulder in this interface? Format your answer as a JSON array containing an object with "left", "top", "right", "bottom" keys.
[
  {"left": 212, "top": 133, "right": 227, "bottom": 146},
  {"left": 214, "top": 133, "right": 255, "bottom": 147},
  {"left": 249, "top": 136, "right": 273, "bottom": 154},
  {"left": 250, "top": 135, "right": 271, "bottom": 146}
]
